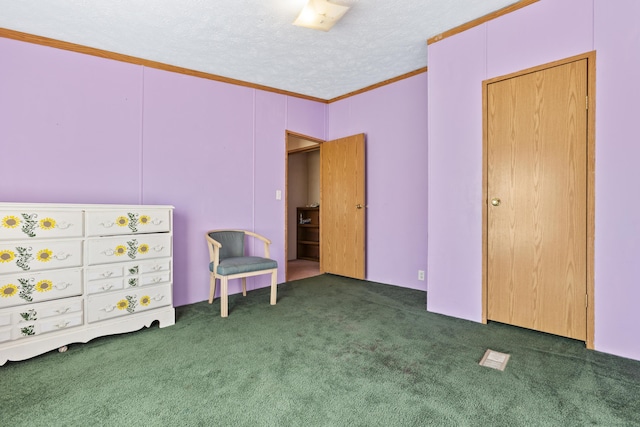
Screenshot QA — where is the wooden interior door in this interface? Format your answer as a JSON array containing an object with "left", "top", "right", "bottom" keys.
[
  {"left": 320, "top": 133, "right": 366, "bottom": 279},
  {"left": 486, "top": 59, "right": 588, "bottom": 340}
]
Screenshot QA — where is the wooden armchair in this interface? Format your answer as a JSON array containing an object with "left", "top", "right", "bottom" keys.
[{"left": 205, "top": 230, "right": 278, "bottom": 317}]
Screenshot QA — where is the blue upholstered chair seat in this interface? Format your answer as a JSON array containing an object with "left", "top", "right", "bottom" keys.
[{"left": 210, "top": 256, "right": 278, "bottom": 276}]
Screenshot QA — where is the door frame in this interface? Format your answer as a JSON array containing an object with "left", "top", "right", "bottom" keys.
[
  {"left": 481, "top": 51, "right": 596, "bottom": 348},
  {"left": 285, "top": 130, "right": 324, "bottom": 281}
]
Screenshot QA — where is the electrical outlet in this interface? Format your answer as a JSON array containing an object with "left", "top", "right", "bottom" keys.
[{"left": 418, "top": 270, "right": 425, "bottom": 281}]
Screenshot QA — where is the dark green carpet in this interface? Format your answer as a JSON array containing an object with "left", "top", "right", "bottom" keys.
[{"left": 2, "top": 275, "right": 639, "bottom": 426}]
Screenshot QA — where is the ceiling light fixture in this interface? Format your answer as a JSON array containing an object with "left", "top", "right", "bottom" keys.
[{"left": 293, "top": 0, "right": 350, "bottom": 32}]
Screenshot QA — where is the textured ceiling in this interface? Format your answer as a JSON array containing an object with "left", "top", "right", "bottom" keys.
[{"left": 0, "top": 0, "right": 518, "bottom": 100}]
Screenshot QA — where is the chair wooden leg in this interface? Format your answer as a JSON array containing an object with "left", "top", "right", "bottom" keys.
[
  {"left": 242, "top": 277, "right": 247, "bottom": 296},
  {"left": 221, "top": 276, "right": 229, "bottom": 318},
  {"left": 208, "top": 273, "right": 217, "bottom": 304},
  {"left": 270, "top": 270, "right": 277, "bottom": 305}
]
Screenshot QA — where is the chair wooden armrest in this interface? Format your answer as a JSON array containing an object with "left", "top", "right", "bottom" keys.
[{"left": 242, "top": 230, "right": 271, "bottom": 258}]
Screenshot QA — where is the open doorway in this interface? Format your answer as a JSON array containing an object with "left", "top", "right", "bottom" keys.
[{"left": 286, "top": 131, "right": 322, "bottom": 281}]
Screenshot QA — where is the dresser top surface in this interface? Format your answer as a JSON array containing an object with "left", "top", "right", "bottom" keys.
[{"left": 0, "top": 203, "right": 174, "bottom": 210}]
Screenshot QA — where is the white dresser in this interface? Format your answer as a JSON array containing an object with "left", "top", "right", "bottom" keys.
[{"left": 0, "top": 203, "right": 175, "bottom": 365}]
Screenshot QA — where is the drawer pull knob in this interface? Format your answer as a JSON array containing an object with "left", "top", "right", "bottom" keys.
[
  {"left": 152, "top": 277, "right": 162, "bottom": 283},
  {"left": 55, "top": 321, "right": 70, "bottom": 329},
  {"left": 101, "top": 284, "right": 113, "bottom": 291},
  {"left": 54, "top": 282, "right": 71, "bottom": 290},
  {"left": 151, "top": 218, "right": 163, "bottom": 225},
  {"left": 101, "top": 305, "right": 116, "bottom": 313},
  {"left": 53, "top": 252, "right": 71, "bottom": 260},
  {"left": 56, "top": 307, "right": 71, "bottom": 314},
  {"left": 152, "top": 265, "right": 162, "bottom": 271},
  {"left": 56, "top": 222, "right": 72, "bottom": 230},
  {"left": 152, "top": 245, "right": 164, "bottom": 252},
  {"left": 101, "top": 271, "right": 114, "bottom": 278},
  {"left": 152, "top": 294, "right": 165, "bottom": 301},
  {"left": 102, "top": 249, "right": 115, "bottom": 256},
  {"left": 100, "top": 221, "right": 115, "bottom": 228}
]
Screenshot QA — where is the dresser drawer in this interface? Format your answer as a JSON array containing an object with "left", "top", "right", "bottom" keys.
[
  {"left": 9, "top": 297, "right": 83, "bottom": 341},
  {"left": 136, "top": 259, "right": 171, "bottom": 275},
  {"left": 13, "top": 298, "right": 83, "bottom": 323},
  {"left": 36, "top": 298, "right": 83, "bottom": 320},
  {"left": 12, "top": 313, "right": 83, "bottom": 341},
  {"left": 121, "top": 259, "right": 170, "bottom": 277},
  {"left": 86, "top": 209, "right": 171, "bottom": 236},
  {"left": 86, "top": 234, "right": 171, "bottom": 265},
  {"left": 87, "top": 278, "right": 124, "bottom": 295},
  {"left": 87, "top": 284, "right": 172, "bottom": 323},
  {"left": 0, "top": 240, "right": 83, "bottom": 274},
  {"left": 0, "top": 268, "right": 83, "bottom": 309},
  {"left": 86, "top": 265, "right": 124, "bottom": 282},
  {"left": 119, "top": 259, "right": 171, "bottom": 289},
  {"left": 0, "top": 210, "right": 83, "bottom": 241},
  {"left": 38, "top": 313, "right": 83, "bottom": 334},
  {"left": 140, "top": 271, "right": 171, "bottom": 287}
]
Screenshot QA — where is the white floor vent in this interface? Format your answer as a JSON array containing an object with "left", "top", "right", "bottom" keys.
[{"left": 479, "top": 349, "right": 510, "bottom": 371}]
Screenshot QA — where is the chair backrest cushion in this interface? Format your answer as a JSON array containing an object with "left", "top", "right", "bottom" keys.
[{"left": 209, "top": 231, "right": 245, "bottom": 260}]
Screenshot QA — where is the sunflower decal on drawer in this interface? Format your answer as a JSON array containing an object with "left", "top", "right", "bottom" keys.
[
  {"left": 116, "top": 295, "right": 139, "bottom": 314},
  {"left": 0, "top": 249, "right": 16, "bottom": 263},
  {"left": 116, "top": 216, "right": 129, "bottom": 227},
  {"left": 2, "top": 213, "right": 66, "bottom": 237},
  {"left": 2, "top": 277, "right": 70, "bottom": 303},
  {"left": 1, "top": 283, "right": 18, "bottom": 298},
  {"left": 108, "top": 240, "right": 147, "bottom": 259},
  {"left": 0, "top": 278, "right": 48, "bottom": 302},
  {"left": 121, "top": 239, "right": 153, "bottom": 259},
  {"left": 116, "top": 298, "right": 129, "bottom": 310},
  {"left": 35, "top": 280, "right": 53, "bottom": 293},
  {"left": 3, "top": 247, "right": 34, "bottom": 271},
  {"left": 112, "top": 213, "right": 155, "bottom": 233},
  {"left": 39, "top": 218, "right": 56, "bottom": 230},
  {"left": 36, "top": 249, "right": 53, "bottom": 262},
  {"left": 2, "top": 215, "right": 20, "bottom": 229},
  {"left": 116, "top": 214, "right": 137, "bottom": 232}
]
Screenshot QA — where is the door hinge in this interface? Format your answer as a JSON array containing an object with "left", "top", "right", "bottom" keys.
[
  {"left": 585, "top": 294, "right": 588, "bottom": 308},
  {"left": 586, "top": 95, "right": 589, "bottom": 110}
]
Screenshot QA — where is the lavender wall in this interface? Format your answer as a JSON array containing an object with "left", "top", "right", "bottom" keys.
[
  {"left": 427, "top": 0, "right": 640, "bottom": 361},
  {"left": 0, "top": 37, "right": 325, "bottom": 307},
  {"left": 141, "top": 69, "right": 256, "bottom": 306},
  {"left": 592, "top": 0, "right": 640, "bottom": 360},
  {"left": 426, "top": 24, "right": 486, "bottom": 321},
  {"left": 327, "top": 73, "right": 429, "bottom": 290},
  {"left": 0, "top": 39, "right": 143, "bottom": 204}
]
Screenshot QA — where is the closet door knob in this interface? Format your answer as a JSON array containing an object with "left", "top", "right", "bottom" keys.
[{"left": 491, "top": 198, "right": 501, "bottom": 207}]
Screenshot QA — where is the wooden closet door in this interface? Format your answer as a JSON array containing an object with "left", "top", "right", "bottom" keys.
[
  {"left": 320, "top": 134, "right": 366, "bottom": 279},
  {"left": 487, "top": 60, "right": 588, "bottom": 340}
]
